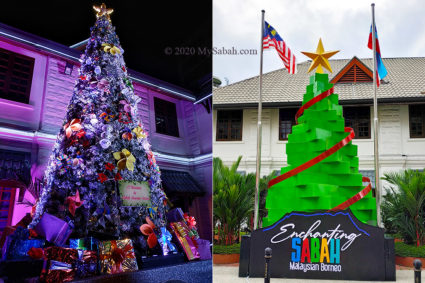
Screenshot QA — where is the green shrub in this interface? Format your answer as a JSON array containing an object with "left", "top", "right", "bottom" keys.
[
  {"left": 213, "top": 156, "right": 255, "bottom": 245},
  {"left": 395, "top": 242, "right": 425, "bottom": 258},
  {"left": 213, "top": 243, "right": 241, "bottom": 254},
  {"left": 381, "top": 169, "right": 425, "bottom": 245}
]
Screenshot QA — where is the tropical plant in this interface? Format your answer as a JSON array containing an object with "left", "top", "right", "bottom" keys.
[
  {"left": 213, "top": 156, "right": 255, "bottom": 245},
  {"left": 381, "top": 169, "right": 425, "bottom": 246}
]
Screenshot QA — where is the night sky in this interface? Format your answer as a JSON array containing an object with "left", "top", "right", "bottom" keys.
[{"left": 1, "top": 1, "right": 212, "bottom": 96}]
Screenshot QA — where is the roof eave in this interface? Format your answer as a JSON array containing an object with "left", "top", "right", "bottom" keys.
[{"left": 213, "top": 96, "right": 425, "bottom": 109}]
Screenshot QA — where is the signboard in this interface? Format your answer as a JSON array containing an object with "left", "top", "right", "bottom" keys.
[
  {"left": 244, "top": 210, "right": 395, "bottom": 281},
  {"left": 118, "top": 181, "right": 152, "bottom": 207}
]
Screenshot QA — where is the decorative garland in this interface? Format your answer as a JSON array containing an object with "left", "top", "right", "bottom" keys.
[{"left": 268, "top": 86, "right": 372, "bottom": 211}]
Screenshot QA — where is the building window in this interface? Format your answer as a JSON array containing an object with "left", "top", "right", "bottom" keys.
[
  {"left": 0, "top": 149, "right": 31, "bottom": 232},
  {"left": 0, "top": 187, "right": 16, "bottom": 231},
  {"left": 343, "top": 106, "right": 371, "bottom": 139},
  {"left": 216, "top": 110, "right": 242, "bottom": 141},
  {"left": 409, "top": 104, "right": 425, "bottom": 138},
  {"left": 0, "top": 47, "right": 34, "bottom": 104},
  {"left": 154, "top": 97, "right": 179, "bottom": 137},
  {"left": 279, "top": 108, "right": 297, "bottom": 140}
]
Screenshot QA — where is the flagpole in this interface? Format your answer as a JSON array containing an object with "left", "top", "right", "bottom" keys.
[
  {"left": 371, "top": 3, "right": 382, "bottom": 227},
  {"left": 254, "top": 10, "right": 265, "bottom": 230}
]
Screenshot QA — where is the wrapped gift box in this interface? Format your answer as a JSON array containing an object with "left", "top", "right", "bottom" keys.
[
  {"left": 69, "top": 237, "right": 99, "bottom": 252},
  {"left": 166, "top": 208, "right": 184, "bottom": 222},
  {"left": 34, "top": 213, "right": 72, "bottom": 246},
  {"left": 170, "top": 222, "right": 200, "bottom": 261},
  {"left": 2, "top": 238, "right": 45, "bottom": 260},
  {"left": 196, "top": 239, "right": 212, "bottom": 260},
  {"left": 99, "top": 239, "right": 138, "bottom": 274},
  {"left": 1, "top": 227, "right": 45, "bottom": 260},
  {"left": 42, "top": 246, "right": 98, "bottom": 282}
]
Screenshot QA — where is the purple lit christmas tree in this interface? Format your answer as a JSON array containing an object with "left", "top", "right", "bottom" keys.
[{"left": 29, "top": 4, "right": 168, "bottom": 241}]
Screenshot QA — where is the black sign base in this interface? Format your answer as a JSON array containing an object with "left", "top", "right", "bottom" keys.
[{"left": 239, "top": 210, "right": 395, "bottom": 281}]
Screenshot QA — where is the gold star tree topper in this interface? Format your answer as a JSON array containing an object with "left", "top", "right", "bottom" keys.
[
  {"left": 301, "top": 38, "right": 339, "bottom": 73},
  {"left": 93, "top": 3, "right": 114, "bottom": 22}
]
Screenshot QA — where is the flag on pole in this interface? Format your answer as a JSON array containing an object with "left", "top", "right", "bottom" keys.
[
  {"left": 263, "top": 21, "right": 296, "bottom": 74},
  {"left": 368, "top": 25, "right": 387, "bottom": 87}
]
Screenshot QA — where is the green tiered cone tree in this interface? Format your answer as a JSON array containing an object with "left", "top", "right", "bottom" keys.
[{"left": 263, "top": 39, "right": 377, "bottom": 227}]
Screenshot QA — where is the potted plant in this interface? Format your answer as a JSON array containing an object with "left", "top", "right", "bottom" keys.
[
  {"left": 381, "top": 169, "right": 425, "bottom": 266},
  {"left": 213, "top": 156, "right": 255, "bottom": 264}
]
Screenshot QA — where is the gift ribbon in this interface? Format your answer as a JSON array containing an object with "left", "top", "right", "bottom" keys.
[
  {"left": 268, "top": 86, "right": 372, "bottom": 211},
  {"left": 74, "top": 250, "right": 98, "bottom": 278},
  {"left": 99, "top": 240, "right": 135, "bottom": 274},
  {"left": 184, "top": 213, "right": 197, "bottom": 230}
]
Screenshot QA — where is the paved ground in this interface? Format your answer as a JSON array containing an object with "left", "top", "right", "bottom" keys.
[{"left": 213, "top": 264, "right": 418, "bottom": 283}]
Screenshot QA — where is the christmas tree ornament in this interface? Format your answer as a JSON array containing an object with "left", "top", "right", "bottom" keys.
[
  {"left": 158, "top": 226, "right": 177, "bottom": 256},
  {"left": 66, "top": 190, "right": 84, "bottom": 216},
  {"left": 132, "top": 126, "right": 146, "bottom": 139},
  {"left": 29, "top": 3, "right": 169, "bottom": 241},
  {"left": 93, "top": 3, "right": 113, "bottom": 22},
  {"left": 301, "top": 38, "right": 339, "bottom": 73},
  {"left": 102, "top": 43, "right": 121, "bottom": 55},
  {"left": 64, "top": 119, "right": 82, "bottom": 138},
  {"left": 140, "top": 217, "right": 158, "bottom": 249},
  {"left": 113, "top": 149, "right": 136, "bottom": 171}
]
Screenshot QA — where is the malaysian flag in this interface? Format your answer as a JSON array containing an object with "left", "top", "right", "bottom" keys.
[
  {"left": 368, "top": 25, "right": 387, "bottom": 87},
  {"left": 263, "top": 21, "right": 296, "bottom": 74}
]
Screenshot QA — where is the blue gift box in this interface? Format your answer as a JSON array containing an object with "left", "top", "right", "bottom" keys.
[
  {"left": 69, "top": 237, "right": 99, "bottom": 252},
  {"left": 1, "top": 226, "right": 45, "bottom": 260},
  {"left": 2, "top": 237, "right": 45, "bottom": 260}
]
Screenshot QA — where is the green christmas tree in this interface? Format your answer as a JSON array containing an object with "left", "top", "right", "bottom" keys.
[{"left": 263, "top": 39, "right": 377, "bottom": 227}]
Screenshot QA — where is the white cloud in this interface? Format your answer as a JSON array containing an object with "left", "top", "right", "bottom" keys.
[{"left": 213, "top": 0, "right": 425, "bottom": 85}]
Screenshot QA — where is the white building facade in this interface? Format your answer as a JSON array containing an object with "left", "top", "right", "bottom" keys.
[{"left": 213, "top": 57, "right": 425, "bottom": 191}]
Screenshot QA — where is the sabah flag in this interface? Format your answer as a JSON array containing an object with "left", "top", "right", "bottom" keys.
[{"left": 368, "top": 25, "right": 388, "bottom": 87}]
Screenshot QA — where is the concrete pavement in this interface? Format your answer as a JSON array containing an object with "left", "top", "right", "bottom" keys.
[{"left": 213, "top": 264, "right": 418, "bottom": 283}]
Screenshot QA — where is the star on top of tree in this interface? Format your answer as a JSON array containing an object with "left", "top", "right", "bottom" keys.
[
  {"left": 301, "top": 38, "right": 339, "bottom": 73},
  {"left": 93, "top": 3, "right": 114, "bottom": 22}
]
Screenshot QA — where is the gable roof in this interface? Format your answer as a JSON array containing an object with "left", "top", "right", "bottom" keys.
[
  {"left": 213, "top": 57, "right": 425, "bottom": 107},
  {"left": 330, "top": 56, "right": 373, "bottom": 84}
]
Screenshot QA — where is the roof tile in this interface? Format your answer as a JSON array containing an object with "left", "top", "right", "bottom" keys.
[{"left": 213, "top": 58, "right": 425, "bottom": 105}]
